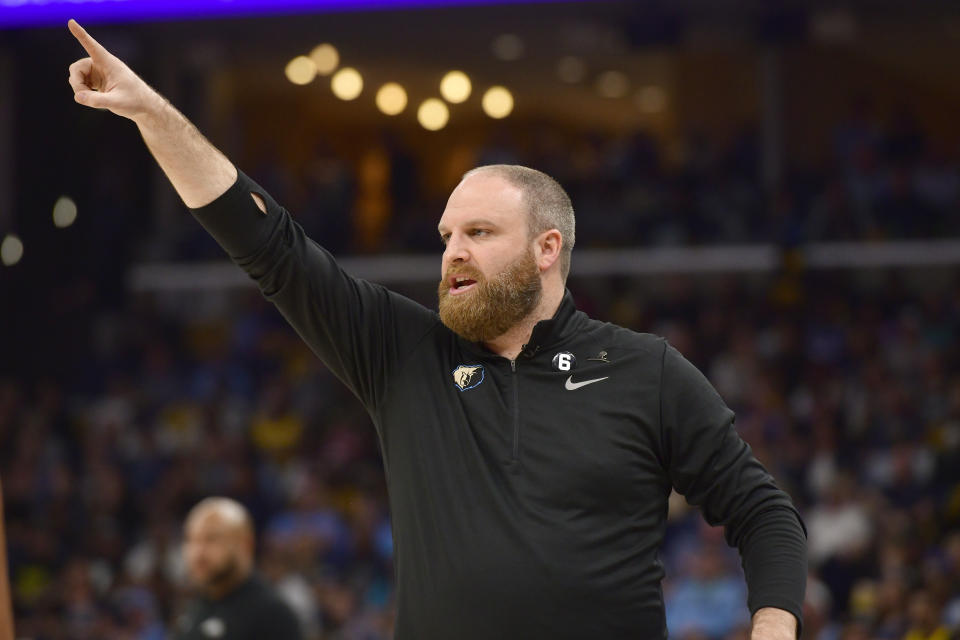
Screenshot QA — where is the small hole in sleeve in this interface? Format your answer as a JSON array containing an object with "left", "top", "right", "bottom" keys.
[{"left": 250, "top": 192, "right": 267, "bottom": 215}]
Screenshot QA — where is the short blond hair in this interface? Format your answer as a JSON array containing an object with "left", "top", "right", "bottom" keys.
[{"left": 462, "top": 164, "right": 576, "bottom": 281}]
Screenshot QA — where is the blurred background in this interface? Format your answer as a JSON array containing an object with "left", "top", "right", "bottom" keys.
[{"left": 2, "top": 0, "right": 960, "bottom": 638}]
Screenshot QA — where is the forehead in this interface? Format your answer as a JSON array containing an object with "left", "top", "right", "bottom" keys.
[
  {"left": 186, "top": 511, "right": 228, "bottom": 537},
  {"left": 438, "top": 173, "right": 526, "bottom": 230}
]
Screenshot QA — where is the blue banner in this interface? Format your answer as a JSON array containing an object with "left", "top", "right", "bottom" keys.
[{"left": 1, "top": 0, "right": 553, "bottom": 28}]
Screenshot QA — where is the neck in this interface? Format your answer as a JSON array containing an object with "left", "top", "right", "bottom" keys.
[{"left": 484, "top": 284, "right": 564, "bottom": 360}]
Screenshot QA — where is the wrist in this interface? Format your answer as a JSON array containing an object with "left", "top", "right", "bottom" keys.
[
  {"left": 132, "top": 90, "right": 170, "bottom": 129},
  {"left": 751, "top": 607, "right": 796, "bottom": 640}
]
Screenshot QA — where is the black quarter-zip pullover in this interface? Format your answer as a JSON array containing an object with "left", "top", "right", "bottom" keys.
[{"left": 190, "top": 170, "right": 807, "bottom": 639}]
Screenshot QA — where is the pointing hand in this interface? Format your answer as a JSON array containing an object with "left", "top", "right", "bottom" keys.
[{"left": 67, "top": 19, "right": 162, "bottom": 121}]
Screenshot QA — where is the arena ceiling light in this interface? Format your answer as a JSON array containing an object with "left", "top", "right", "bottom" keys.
[
  {"left": 285, "top": 55, "right": 317, "bottom": 85},
  {"left": 1, "top": 235, "right": 23, "bottom": 267},
  {"left": 440, "top": 71, "right": 472, "bottom": 104},
  {"left": 596, "top": 71, "right": 629, "bottom": 98},
  {"left": 53, "top": 196, "right": 78, "bottom": 228},
  {"left": 481, "top": 86, "right": 513, "bottom": 119},
  {"left": 417, "top": 99, "right": 449, "bottom": 131},
  {"left": 376, "top": 83, "right": 408, "bottom": 115},
  {"left": 491, "top": 33, "right": 524, "bottom": 61},
  {"left": 331, "top": 67, "right": 363, "bottom": 100},
  {"left": 309, "top": 44, "right": 339, "bottom": 75}
]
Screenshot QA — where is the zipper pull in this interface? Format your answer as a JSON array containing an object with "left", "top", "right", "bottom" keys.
[{"left": 510, "top": 359, "right": 516, "bottom": 372}]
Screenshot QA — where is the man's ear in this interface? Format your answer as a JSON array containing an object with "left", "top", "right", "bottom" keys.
[{"left": 535, "top": 229, "right": 562, "bottom": 272}]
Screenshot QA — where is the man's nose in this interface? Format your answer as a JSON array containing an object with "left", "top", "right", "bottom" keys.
[{"left": 443, "top": 235, "right": 469, "bottom": 268}]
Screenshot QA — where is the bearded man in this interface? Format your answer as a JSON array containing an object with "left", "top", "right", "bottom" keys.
[
  {"left": 67, "top": 19, "right": 807, "bottom": 640},
  {"left": 174, "top": 498, "right": 302, "bottom": 640}
]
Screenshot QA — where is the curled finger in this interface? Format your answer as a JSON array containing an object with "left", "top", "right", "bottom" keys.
[{"left": 68, "top": 57, "right": 93, "bottom": 92}]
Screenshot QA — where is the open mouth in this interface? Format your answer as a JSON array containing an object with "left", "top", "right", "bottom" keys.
[{"left": 449, "top": 274, "right": 478, "bottom": 295}]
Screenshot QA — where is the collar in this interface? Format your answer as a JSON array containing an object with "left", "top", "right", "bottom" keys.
[{"left": 459, "top": 288, "right": 584, "bottom": 360}]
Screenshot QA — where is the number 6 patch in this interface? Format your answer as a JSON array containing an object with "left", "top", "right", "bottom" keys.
[{"left": 552, "top": 351, "right": 576, "bottom": 372}]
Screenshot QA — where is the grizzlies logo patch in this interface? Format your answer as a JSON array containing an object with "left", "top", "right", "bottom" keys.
[{"left": 452, "top": 364, "right": 485, "bottom": 391}]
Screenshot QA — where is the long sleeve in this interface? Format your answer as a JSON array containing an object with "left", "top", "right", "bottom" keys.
[
  {"left": 188, "top": 169, "right": 438, "bottom": 412},
  {"left": 659, "top": 341, "right": 807, "bottom": 635}
]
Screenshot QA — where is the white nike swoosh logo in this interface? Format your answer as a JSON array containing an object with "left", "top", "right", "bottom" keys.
[{"left": 564, "top": 375, "right": 609, "bottom": 390}]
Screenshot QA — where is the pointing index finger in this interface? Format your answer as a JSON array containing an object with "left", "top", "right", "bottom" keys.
[{"left": 68, "top": 19, "right": 109, "bottom": 59}]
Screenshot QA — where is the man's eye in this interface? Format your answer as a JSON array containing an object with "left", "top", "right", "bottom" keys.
[
  {"left": 470, "top": 229, "right": 489, "bottom": 237},
  {"left": 440, "top": 234, "right": 450, "bottom": 245}
]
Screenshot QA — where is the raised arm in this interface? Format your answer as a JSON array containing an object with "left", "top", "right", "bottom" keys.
[
  {"left": 67, "top": 19, "right": 242, "bottom": 210},
  {"left": 66, "top": 19, "right": 439, "bottom": 412}
]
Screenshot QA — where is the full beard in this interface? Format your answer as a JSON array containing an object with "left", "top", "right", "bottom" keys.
[
  {"left": 200, "top": 556, "right": 242, "bottom": 594},
  {"left": 438, "top": 247, "right": 543, "bottom": 343}
]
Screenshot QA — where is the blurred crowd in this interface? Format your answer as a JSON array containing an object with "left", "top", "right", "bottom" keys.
[
  {"left": 2, "top": 285, "right": 397, "bottom": 640},
  {"left": 618, "top": 270, "right": 960, "bottom": 640},
  {"left": 3, "top": 265, "right": 959, "bottom": 639},
  {"left": 151, "top": 97, "right": 960, "bottom": 262},
  {"left": 4, "top": 92, "right": 960, "bottom": 639}
]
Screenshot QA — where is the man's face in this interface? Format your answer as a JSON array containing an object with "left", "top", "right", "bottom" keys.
[
  {"left": 183, "top": 512, "right": 243, "bottom": 592},
  {"left": 437, "top": 174, "right": 543, "bottom": 342}
]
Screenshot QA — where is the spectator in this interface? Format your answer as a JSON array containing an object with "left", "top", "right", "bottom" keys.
[{"left": 173, "top": 497, "right": 302, "bottom": 640}]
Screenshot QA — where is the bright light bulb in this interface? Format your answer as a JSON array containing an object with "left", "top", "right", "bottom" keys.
[
  {"left": 440, "top": 71, "right": 472, "bottom": 104},
  {"left": 52, "top": 196, "right": 78, "bottom": 228},
  {"left": 309, "top": 43, "right": 339, "bottom": 75},
  {"left": 285, "top": 56, "right": 317, "bottom": 85},
  {"left": 481, "top": 86, "right": 514, "bottom": 119},
  {"left": 376, "top": 83, "right": 408, "bottom": 115},
  {"left": 1, "top": 234, "right": 23, "bottom": 266},
  {"left": 417, "top": 98, "right": 449, "bottom": 131},
  {"left": 331, "top": 67, "right": 363, "bottom": 101}
]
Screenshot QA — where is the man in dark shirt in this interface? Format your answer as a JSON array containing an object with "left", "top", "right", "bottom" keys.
[
  {"left": 67, "top": 19, "right": 807, "bottom": 639},
  {"left": 173, "top": 497, "right": 302, "bottom": 640}
]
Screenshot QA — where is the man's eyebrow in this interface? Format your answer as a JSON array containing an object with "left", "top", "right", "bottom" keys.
[{"left": 437, "top": 219, "right": 499, "bottom": 233}]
